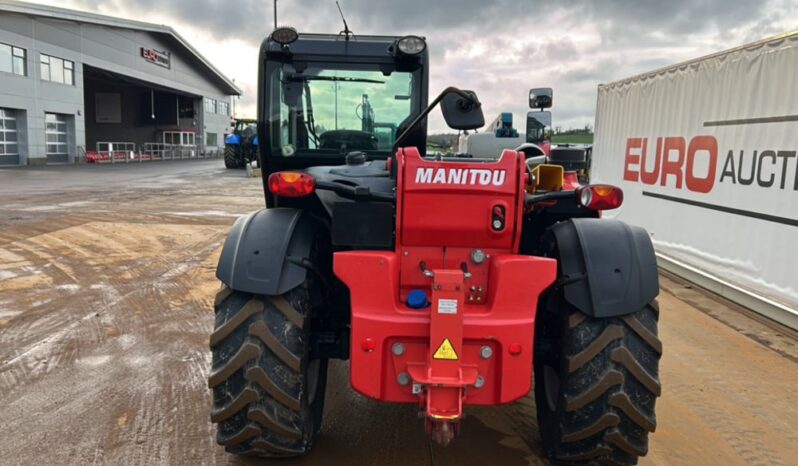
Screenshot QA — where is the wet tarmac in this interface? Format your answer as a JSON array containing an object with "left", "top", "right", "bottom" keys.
[{"left": 1, "top": 160, "right": 796, "bottom": 465}]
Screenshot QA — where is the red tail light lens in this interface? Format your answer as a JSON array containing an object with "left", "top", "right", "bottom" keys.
[
  {"left": 268, "top": 172, "right": 316, "bottom": 198},
  {"left": 578, "top": 184, "right": 623, "bottom": 210}
]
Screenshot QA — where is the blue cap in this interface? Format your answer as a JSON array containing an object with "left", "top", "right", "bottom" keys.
[{"left": 406, "top": 289, "right": 429, "bottom": 309}]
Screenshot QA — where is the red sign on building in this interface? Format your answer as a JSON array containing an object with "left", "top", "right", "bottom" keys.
[{"left": 140, "top": 47, "right": 170, "bottom": 68}]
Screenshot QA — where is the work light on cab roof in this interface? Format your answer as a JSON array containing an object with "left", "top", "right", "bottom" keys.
[
  {"left": 271, "top": 26, "right": 298, "bottom": 45},
  {"left": 396, "top": 35, "right": 426, "bottom": 55}
]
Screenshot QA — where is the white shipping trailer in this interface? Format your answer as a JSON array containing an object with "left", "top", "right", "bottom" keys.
[{"left": 592, "top": 31, "right": 798, "bottom": 329}]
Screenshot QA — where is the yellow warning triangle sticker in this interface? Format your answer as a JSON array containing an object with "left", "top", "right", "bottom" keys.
[{"left": 433, "top": 338, "right": 459, "bottom": 360}]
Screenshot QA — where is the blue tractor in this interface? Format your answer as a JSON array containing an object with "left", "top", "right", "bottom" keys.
[{"left": 224, "top": 118, "right": 259, "bottom": 169}]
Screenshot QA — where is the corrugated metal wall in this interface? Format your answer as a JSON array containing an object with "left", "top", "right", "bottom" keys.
[{"left": 592, "top": 31, "right": 798, "bottom": 328}]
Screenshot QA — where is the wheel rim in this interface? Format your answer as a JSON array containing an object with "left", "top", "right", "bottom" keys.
[
  {"left": 543, "top": 365, "right": 560, "bottom": 411},
  {"left": 307, "top": 359, "right": 321, "bottom": 404}
]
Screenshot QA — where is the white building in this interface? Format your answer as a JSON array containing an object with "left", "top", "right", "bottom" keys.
[{"left": 0, "top": 0, "right": 241, "bottom": 166}]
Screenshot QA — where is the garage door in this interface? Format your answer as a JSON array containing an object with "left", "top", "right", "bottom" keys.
[
  {"left": 0, "top": 108, "right": 19, "bottom": 166},
  {"left": 45, "top": 113, "right": 69, "bottom": 164}
]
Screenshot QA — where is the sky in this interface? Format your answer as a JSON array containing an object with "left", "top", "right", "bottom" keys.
[{"left": 28, "top": 0, "right": 798, "bottom": 132}]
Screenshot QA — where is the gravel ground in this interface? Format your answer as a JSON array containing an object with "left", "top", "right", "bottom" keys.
[{"left": 0, "top": 160, "right": 796, "bottom": 465}]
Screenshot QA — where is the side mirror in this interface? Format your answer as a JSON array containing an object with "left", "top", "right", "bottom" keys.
[
  {"left": 394, "top": 87, "right": 484, "bottom": 150},
  {"left": 441, "top": 89, "right": 484, "bottom": 130},
  {"left": 526, "top": 111, "right": 552, "bottom": 144},
  {"left": 529, "top": 88, "right": 553, "bottom": 109}
]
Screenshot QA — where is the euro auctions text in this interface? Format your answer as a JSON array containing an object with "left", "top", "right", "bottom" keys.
[{"left": 623, "top": 136, "right": 798, "bottom": 193}]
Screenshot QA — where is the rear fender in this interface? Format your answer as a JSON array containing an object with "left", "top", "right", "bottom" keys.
[
  {"left": 216, "top": 208, "right": 320, "bottom": 295},
  {"left": 548, "top": 218, "right": 658, "bottom": 318}
]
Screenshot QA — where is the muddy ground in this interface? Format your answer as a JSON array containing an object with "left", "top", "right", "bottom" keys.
[{"left": 1, "top": 160, "right": 796, "bottom": 465}]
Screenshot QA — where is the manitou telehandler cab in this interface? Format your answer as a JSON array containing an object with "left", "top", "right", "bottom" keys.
[{"left": 209, "top": 27, "right": 662, "bottom": 465}]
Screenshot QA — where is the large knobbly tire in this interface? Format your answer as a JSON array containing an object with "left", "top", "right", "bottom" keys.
[
  {"left": 535, "top": 299, "right": 662, "bottom": 465},
  {"left": 209, "top": 286, "right": 327, "bottom": 457},
  {"left": 224, "top": 146, "right": 241, "bottom": 169}
]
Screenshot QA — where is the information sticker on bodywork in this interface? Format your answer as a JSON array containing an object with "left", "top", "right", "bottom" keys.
[{"left": 437, "top": 299, "right": 458, "bottom": 314}]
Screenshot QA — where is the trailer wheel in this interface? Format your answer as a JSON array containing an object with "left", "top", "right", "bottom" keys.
[
  {"left": 224, "top": 146, "right": 241, "bottom": 169},
  {"left": 534, "top": 295, "right": 662, "bottom": 465},
  {"left": 208, "top": 283, "right": 328, "bottom": 457}
]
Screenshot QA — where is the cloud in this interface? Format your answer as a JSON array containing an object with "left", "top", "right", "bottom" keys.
[{"left": 28, "top": 0, "right": 798, "bottom": 130}]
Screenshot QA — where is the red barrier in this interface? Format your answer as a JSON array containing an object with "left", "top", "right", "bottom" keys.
[{"left": 85, "top": 151, "right": 134, "bottom": 163}]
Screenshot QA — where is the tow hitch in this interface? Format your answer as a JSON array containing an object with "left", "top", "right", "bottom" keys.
[{"left": 408, "top": 268, "right": 475, "bottom": 445}]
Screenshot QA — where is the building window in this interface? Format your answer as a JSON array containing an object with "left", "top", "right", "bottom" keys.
[
  {"left": 163, "top": 132, "right": 178, "bottom": 145},
  {"left": 162, "top": 131, "right": 196, "bottom": 146},
  {"left": 0, "top": 43, "right": 26, "bottom": 76},
  {"left": 206, "top": 132, "right": 217, "bottom": 147},
  {"left": 40, "top": 54, "right": 74, "bottom": 85},
  {"left": 178, "top": 95, "right": 194, "bottom": 119},
  {"left": 0, "top": 108, "right": 19, "bottom": 155},
  {"left": 218, "top": 101, "right": 229, "bottom": 116},
  {"left": 182, "top": 132, "right": 196, "bottom": 146},
  {"left": 204, "top": 98, "right": 216, "bottom": 114}
]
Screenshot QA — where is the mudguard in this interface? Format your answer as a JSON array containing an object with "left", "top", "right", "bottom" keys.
[
  {"left": 216, "top": 208, "right": 320, "bottom": 295},
  {"left": 225, "top": 134, "right": 240, "bottom": 145},
  {"left": 548, "top": 218, "right": 659, "bottom": 318}
]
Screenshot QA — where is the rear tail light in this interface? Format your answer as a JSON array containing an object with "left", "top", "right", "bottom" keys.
[
  {"left": 268, "top": 172, "right": 316, "bottom": 198},
  {"left": 578, "top": 184, "right": 623, "bottom": 210}
]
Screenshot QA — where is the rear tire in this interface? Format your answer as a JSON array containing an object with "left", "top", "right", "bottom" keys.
[
  {"left": 209, "top": 284, "right": 327, "bottom": 457},
  {"left": 535, "top": 296, "right": 662, "bottom": 465},
  {"left": 224, "top": 146, "right": 241, "bottom": 169}
]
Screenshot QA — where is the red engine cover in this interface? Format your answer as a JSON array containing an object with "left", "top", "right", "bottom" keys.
[
  {"left": 398, "top": 148, "right": 526, "bottom": 250},
  {"left": 333, "top": 146, "right": 557, "bottom": 412}
]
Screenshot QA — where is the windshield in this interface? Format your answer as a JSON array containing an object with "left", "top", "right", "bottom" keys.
[
  {"left": 235, "top": 121, "right": 256, "bottom": 132},
  {"left": 266, "top": 62, "right": 418, "bottom": 158},
  {"left": 236, "top": 122, "right": 257, "bottom": 137}
]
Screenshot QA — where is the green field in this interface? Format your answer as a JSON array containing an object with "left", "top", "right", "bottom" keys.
[{"left": 552, "top": 134, "right": 594, "bottom": 144}]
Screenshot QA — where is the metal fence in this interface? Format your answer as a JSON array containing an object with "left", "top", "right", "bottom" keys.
[
  {"left": 94, "top": 142, "right": 137, "bottom": 163},
  {"left": 86, "top": 142, "right": 222, "bottom": 164}
]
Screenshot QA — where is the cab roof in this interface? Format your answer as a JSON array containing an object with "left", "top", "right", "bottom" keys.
[{"left": 261, "top": 32, "right": 428, "bottom": 62}]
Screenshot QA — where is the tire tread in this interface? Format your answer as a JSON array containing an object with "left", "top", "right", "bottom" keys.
[
  {"left": 209, "top": 286, "right": 322, "bottom": 458},
  {"left": 224, "top": 146, "right": 241, "bottom": 169},
  {"left": 539, "top": 301, "right": 662, "bottom": 466}
]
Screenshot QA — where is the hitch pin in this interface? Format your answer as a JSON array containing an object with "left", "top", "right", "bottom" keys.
[
  {"left": 419, "top": 261, "right": 435, "bottom": 278},
  {"left": 460, "top": 262, "right": 472, "bottom": 279}
]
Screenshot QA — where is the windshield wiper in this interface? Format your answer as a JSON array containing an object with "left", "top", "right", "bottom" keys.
[
  {"left": 304, "top": 81, "right": 320, "bottom": 145},
  {"left": 287, "top": 76, "right": 385, "bottom": 84}
]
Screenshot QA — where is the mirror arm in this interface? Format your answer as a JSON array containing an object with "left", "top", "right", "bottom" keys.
[
  {"left": 316, "top": 181, "right": 396, "bottom": 202},
  {"left": 393, "top": 87, "right": 481, "bottom": 152},
  {"left": 524, "top": 190, "right": 576, "bottom": 206}
]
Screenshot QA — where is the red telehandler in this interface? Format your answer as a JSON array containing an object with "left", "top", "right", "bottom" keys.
[{"left": 209, "top": 27, "right": 661, "bottom": 465}]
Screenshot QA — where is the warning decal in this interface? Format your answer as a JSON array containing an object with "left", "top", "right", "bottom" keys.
[{"left": 433, "top": 338, "right": 459, "bottom": 360}]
